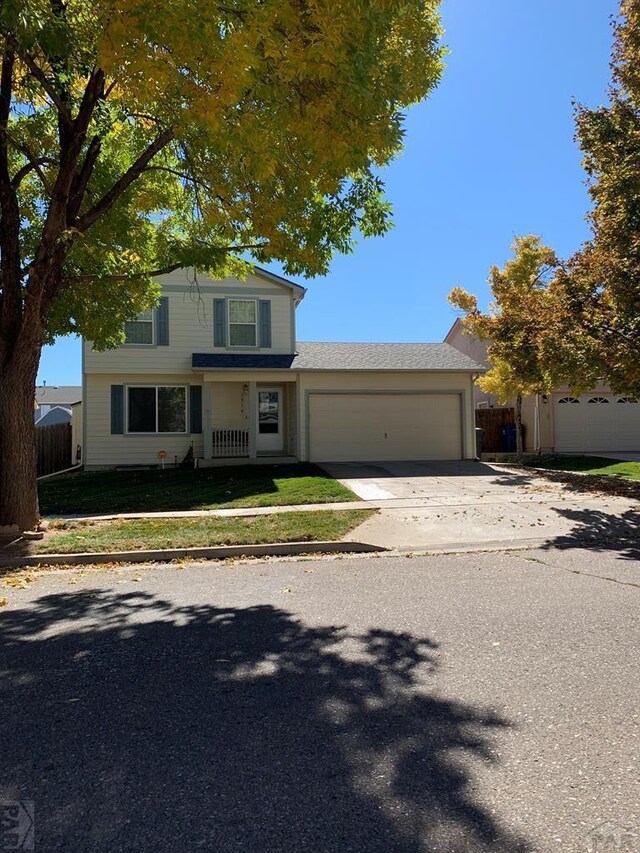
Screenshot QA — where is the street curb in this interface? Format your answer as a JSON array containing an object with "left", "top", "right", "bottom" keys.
[
  {"left": 0, "top": 540, "right": 386, "bottom": 569},
  {"left": 384, "top": 537, "right": 550, "bottom": 556}
]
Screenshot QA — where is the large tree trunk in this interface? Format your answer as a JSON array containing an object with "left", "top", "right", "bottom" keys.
[
  {"left": 0, "top": 344, "right": 41, "bottom": 532},
  {"left": 515, "top": 393, "right": 524, "bottom": 460}
]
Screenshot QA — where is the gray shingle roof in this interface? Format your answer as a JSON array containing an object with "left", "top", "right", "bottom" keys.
[
  {"left": 192, "top": 343, "right": 484, "bottom": 372},
  {"left": 34, "top": 385, "right": 82, "bottom": 405},
  {"left": 292, "top": 342, "right": 484, "bottom": 372}
]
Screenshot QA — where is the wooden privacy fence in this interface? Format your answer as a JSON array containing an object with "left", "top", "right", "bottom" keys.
[
  {"left": 475, "top": 407, "right": 515, "bottom": 453},
  {"left": 37, "top": 422, "right": 72, "bottom": 477}
]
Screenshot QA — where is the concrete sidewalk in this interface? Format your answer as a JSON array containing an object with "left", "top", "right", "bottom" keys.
[{"left": 49, "top": 501, "right": 372, "bottom": 523}]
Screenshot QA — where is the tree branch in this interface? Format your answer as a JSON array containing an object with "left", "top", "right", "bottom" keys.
[
  {"left": 10, "top": 156, "right": 57, "bottom": 190},
  {"left": 4, "top": 35, "right": 72, "bottom": 126},
  {"left": 68, "top": 134, "right": 101, "bottom": 220},
  {"left": 62, "top": 243, "right": 269, "bottom": 283},
  {"left": 63, "top": 265, "right": 183, "bottom": 283},
  {"left": 75, "top": 127, "right": 174, "bottom": 231}
]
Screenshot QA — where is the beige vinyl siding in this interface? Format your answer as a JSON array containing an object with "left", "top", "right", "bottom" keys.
[
  {"left": 71, "top": 402, "right": 83, "bottom": 465},
  {"left": 84, "top": 270, "right": 294, "bottom": 375},
  {"left": 286, "top": 383, "right": 298, "bottom": 456},
  {"left": 211, "top": 383, "right": 248, "bottom": 430},
  {"left": 298, "top": 372, "right": 475, "bottom": 462},
  {"left": 85, "top": 373, "right": 204, "bottom": 469}
]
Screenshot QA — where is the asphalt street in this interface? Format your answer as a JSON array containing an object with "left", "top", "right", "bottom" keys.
[{"left": 1, "top": 547, "right": 638, "bottom": 852}]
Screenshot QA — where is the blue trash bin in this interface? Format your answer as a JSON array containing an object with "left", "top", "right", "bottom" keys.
[{"left": 501, "top": 424, "right": 517, "bottom": 452}]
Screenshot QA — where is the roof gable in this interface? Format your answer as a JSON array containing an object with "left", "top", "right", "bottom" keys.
[{"left": 251, "top": 266, "right": 307, "bottom": 302}]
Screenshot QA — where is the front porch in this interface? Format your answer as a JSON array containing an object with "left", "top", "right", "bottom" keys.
[{"left": 200, "top": 377, "right": 299, "bottom": 464}]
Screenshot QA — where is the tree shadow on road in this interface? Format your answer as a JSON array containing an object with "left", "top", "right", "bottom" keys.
[
  {"left": 1, "top": 589, "right": 531, "bottom": 852},
  {"left": 543, "top": 506, "right": 640, "bottom": 561}
]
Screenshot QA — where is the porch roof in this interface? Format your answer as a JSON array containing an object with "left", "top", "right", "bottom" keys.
[{"left": 193, "top": 353, "right": 296, "bottom": 369}]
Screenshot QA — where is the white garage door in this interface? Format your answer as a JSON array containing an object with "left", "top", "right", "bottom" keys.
[
  {"left": 308, "top": 393, "right": 462, "bottom": 462},
  {"left": 555, "top": 394, "right": 640, "bottom": 453}
]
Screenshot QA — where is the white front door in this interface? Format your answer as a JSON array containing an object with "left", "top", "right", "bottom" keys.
[{"left": 256, "top": 388, "right": 284, "bottom": 453}]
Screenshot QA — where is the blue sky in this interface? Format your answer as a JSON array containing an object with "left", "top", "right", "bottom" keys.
[{"left": 38, "top": 0, "right": 619, "bottom": 385}]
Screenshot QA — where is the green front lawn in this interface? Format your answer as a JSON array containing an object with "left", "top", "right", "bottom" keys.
[
  {"left": 520, "top": 454, "right": 640, "bottom": 481},
  {"left": 39, "top": 464, "right": 357, "bottom": 516},
  {"left": 38, "top": 510, "right": 375, "bottom": 554}
]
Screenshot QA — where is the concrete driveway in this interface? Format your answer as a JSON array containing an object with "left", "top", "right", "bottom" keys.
[{"left": 321, "top": 460, "right": 640, "bottom": 551}]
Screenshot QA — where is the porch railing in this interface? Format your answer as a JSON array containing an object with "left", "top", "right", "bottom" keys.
[{"left": 212, "top": 428, "right": 249, "bottom": 458}]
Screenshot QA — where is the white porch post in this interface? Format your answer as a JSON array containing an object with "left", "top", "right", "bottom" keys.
[
  {"left": 248, "top": 381, "right": 257, "bottom": 459},
  {"left": 203, "top": 380, "right": 213, "bottom": 460}
]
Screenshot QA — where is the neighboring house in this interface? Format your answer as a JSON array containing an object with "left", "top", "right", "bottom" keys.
[
  {"left": 35, "top": 406, "right": 73, "bottom": 427},
  {"left": 82, "top": 268, "right": 485, "bottom": 469},
  {"left": 34, "top": 384, "right": 82, "bottom": 423},
  {"left": 444, "top": 319, "right": 499, "bottom": 409},
  {"left": 445, "top": 318, "right": 640, "bottom": 454}
]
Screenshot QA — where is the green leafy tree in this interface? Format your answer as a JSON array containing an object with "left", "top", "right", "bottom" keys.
[
  {"left": 0, "top": 0, "right": 445, "bottom": 530},
  {"left": 553, "top": 0, "right": 640, "bottom": 395},
  {"left": 449, "top": 235, "right": 560, "bottom": 458}
]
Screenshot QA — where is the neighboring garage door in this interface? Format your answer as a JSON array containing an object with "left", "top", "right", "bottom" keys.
[
  {"left": 308, "top": 393, "right": 462, "bottom": 462},
  {"left": 554, "top": 393, "right": 640, "bottom": 452}
]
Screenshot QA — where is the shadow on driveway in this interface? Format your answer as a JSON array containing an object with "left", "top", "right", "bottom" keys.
[
  {"left": 1, "top": 590, "right": 531, "bottom": 852},
  {"left": 544, "top": 506, "right": 640, "bottom": 562},
  {"left": 321, "top": 460, "right": 510, "bottom": 480}
]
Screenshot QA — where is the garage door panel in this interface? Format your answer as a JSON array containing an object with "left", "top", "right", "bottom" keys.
[
  {"left": 555, "top": 394, "right": 640, "bottom": 452},
  {"left": 308, "top": 394, "right": 462, "bottom": 462}
]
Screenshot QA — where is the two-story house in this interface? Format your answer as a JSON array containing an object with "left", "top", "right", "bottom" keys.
[{"left": 83, "top": 268, "right": 484, "bottom": 469}]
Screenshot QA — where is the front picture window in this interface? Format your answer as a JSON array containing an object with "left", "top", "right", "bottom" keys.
[
  {"left": 124, "top": 308, "right": 154, "bottom": 345},
  {"left": 229, "top": 300, "right": 257, "bottom": 347},
  {"left": 127, "top": 386, "right": 186, "bottom": 433},
  {"left": 158, "top": 387, "right": 186, "bottom": 433}
]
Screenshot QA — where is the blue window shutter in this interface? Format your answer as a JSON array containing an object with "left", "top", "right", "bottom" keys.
[
  {"left": 111, "top": 385, "right": 124, "bottom": 434},
  {"left": 189, "top": 385, "right": 202, "bottom": 434},
  {"left": 214, "top": 299, "right": 226, "bottom": 347},
  {"left": 259, "top": 300, "right": 272, "bottom": 348},
  {"left": 156, "top": 296, "right": 169, "bottom": 345}
]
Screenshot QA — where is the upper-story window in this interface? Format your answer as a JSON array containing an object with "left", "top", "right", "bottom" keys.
[
  {"left": 124, "top": 308, "right": 154, "bottom": 345},
  {"left": 229, "top": 299, "right": 257, "bottom": 347}
]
